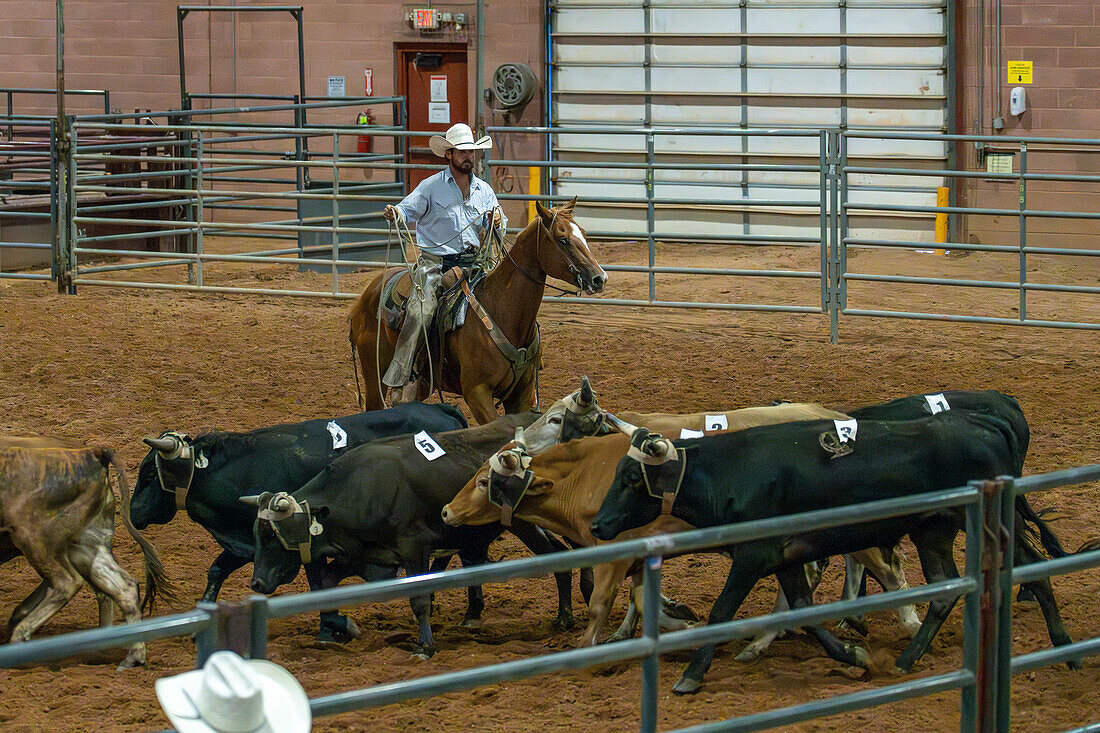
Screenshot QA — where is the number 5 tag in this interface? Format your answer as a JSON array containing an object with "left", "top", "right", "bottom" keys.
[{"left": 413, "top": 430, "right": 446, "bottom": 461}]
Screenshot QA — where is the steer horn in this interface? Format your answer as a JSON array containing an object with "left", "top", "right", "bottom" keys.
[
  {"left": 143, "top": 436, "right": 178, "bottom": 454},
  {"left": 577, "top": 376, "right": 594, "bottom": 408},
  {"left": 605, "top": 412, "right": 639, "bottom": 436},
  {"left": 239, "top": 494, "right": 262, "bottom": 506}
]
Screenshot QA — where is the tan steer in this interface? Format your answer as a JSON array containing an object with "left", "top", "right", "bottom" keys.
[{"left": 444, "top": 400, "right": 918, "bottom": 650}]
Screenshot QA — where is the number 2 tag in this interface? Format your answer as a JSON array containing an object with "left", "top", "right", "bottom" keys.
[
  {"left": 413, "top": 430, "right": 446, "bottom": 461},
  {"left": 925, "top": 393, "right": 950, "bottom": 414},
  {"left": 833, "top": 419, "right": 858, "bottom": 443},
  {"left": 705, "top": 414, "right": 728, "bottom": 431}
]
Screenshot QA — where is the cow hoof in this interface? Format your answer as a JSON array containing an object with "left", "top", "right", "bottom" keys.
[
  {"left": 1016, "top": 586, "right": 1037, "bottom": 603},
  {"left": 552, "top": 613, "right": 576, "bottom": 632},
  {"left": 318, "top": 616, "right": 362, "bottom": 643},
  {"left": 849, "top": 644, "right": 871, "bottom": 669},
  {"left": 734, "top": 648, "right": 761, "bottom": 664},
  {"left": 117, "top": 650, "right": 147, "bottom": 671},
  {"left": 672, "top": 676, "right": 703, "bottom": 695},
  {"left": 412, "top": 649, "right": 435, "bottom": 661},
  {"left": 837, "top": 617, "right": 869, "bottom": 637},
  {"left": 1068, "top": 658, "right": 1083, "bottom": 671},
  {"left": 604, "top": 631, "right": 629, "bottom": 644},
  {"left": 460, "top": 617, "right": 483, "bottom": 630},
  {"left": 661, "top": 599, "right": 699, "bottom": 622}
]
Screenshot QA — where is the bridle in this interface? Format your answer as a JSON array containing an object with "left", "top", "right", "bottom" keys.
[{"left": 502, "top": 208, "right": 587, "bottom": 297}]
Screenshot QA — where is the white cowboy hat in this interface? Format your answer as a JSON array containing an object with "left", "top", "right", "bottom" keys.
[
  {"left": 155, "top": 651, "right": 311, "bottom": 733},
  {"left": 428, "top": 122, "right": 492, "bottom": 157}
]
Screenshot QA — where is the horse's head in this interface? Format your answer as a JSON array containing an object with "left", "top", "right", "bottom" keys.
[{"left": 534, "top": 198, "right": 607, "bottom": 294}]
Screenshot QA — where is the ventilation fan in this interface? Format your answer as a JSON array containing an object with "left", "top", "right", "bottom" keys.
[{"left": 490, "top": 63, "right": 537, "bottom": 114}]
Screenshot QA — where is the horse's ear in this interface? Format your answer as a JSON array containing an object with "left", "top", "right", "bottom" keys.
[
  {"left": 535, "top": 200, "right": 553, "bottom": 221},
  {"left": 562, "top": 196, "right": 578, "bottom": 213}
]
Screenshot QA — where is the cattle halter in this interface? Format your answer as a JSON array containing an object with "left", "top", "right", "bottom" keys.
[
  {"left": 486, "top": 429, "right": 535, "bottom": 526},
  {"left": 146, "top": 432, "right": 208, "bottom": 510},
  {"left": 256, "top": 493, "right": 322, "bottom": 564}
]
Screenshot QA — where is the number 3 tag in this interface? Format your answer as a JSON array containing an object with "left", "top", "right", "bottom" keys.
[{"left": 413, "top": 430, "right": 446, "bottom": 461}]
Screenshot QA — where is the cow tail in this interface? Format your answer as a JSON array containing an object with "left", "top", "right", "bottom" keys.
[
  {"left": 101, "top": 448, "right": 178, "bottom": 612},
  {"left": 1013, "top": 494, "right": 1070, "bottom": 559},
  {"left": 1077, "top": 537, "right": 1100, "bottom": 554}
]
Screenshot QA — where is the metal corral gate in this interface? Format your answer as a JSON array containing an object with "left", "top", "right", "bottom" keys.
[
  {"left": 4, "top": 112, "right": 1100, "bottom": 341},
  {"left": 2, "top": 465, "right": 1099, "bottom": 732}
]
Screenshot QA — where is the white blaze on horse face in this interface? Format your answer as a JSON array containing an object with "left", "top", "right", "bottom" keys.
[{"left": 569, "top": 221, "right": 608, "bottom": 282}]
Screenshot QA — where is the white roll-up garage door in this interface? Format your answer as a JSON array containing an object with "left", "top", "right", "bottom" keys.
[{"left": 549, "top": 0, "right": 950, "bottom": 243}]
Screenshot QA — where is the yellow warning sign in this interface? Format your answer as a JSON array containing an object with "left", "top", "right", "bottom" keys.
[{"left": 1007, "top": 61, "right": 1033, "bottom": 84}]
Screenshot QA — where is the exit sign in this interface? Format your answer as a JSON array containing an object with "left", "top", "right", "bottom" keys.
[{"left": 413, "top": 8, "right": 439, "bottom": 29}]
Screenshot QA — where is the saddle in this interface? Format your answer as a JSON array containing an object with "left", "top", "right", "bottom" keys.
[{"left": 379, "top": 264, "right": 486, "bottom": 335}]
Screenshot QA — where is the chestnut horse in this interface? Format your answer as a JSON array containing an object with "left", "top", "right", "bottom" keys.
[{"left": 350, "top": 199, "right": 607, "bottom": 424}]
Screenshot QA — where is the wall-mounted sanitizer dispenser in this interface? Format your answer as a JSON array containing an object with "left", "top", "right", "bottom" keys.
[{"left": 1010, "top": 87, "right": 1027, "bottom": 116}]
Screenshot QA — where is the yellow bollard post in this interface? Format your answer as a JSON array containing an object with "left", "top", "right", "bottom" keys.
[
  {"left": 934, "top": 186, "right": 949, "bottom": 255},
  {"left": 528, "top": 167, "right": 540, "bottom": 223}
]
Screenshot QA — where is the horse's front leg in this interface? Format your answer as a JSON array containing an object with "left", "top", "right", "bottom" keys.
[{"left": 463, "top": 383, "right": 500, "bottom": 425}]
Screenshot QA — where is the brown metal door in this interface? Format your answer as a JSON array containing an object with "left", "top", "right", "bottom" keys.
[{"left": 397, "top": 45, "right": 469, "bottom": 192}]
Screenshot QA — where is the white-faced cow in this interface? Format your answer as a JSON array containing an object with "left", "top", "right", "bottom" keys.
[
  {"left": 591, "top": 409, "right": 1076, "bottom": 694},
  {"left": 442, "top": 399, "right": 917, "bottom": 650},
  {"left": 1, "top": 436, "right": 175, "bottom": 669}
]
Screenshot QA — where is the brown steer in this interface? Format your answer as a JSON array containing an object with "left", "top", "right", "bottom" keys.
[
  {"left": 442, "top": 402, "right": 920, "bottom": 649},
  {"left": 0, "top": 436, "right": 174, "bottom": 669}
]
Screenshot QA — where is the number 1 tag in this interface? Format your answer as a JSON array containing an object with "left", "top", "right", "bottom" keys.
[
  {"left": 834, "top": 419, "right": 858, "bottom": 443},
  {"left": 413, "top": 430, "right": 446, "bottom": 461},
  {"left": 705, "top": 414, "right": 728, "bottom": 431},
  {"left": 925, "top": 393, "right": 950, "bottom": 414}
]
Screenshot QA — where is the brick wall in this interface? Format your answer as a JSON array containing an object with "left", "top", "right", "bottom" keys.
[
  {"left": 0, "top": 1, "right": 543, "bottom": 118},
  {"left": 955, "top": 0, "right": 1100, "bottom": 249}
]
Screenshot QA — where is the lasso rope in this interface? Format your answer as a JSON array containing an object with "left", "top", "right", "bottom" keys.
[{"left": 375, "top": 206, "right": 507, "bottom": 408}]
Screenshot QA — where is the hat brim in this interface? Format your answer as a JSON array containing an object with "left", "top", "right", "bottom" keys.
[
  {"left": 428, "top": 134, "right": 492, "bottom": 157},
  {"left": 156, "top": 660, "right": 311, "bottom": 733}
]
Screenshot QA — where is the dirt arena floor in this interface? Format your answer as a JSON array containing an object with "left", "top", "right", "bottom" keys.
[{"left": 1, "top": 241, "right": 1099, "bottom": 732}]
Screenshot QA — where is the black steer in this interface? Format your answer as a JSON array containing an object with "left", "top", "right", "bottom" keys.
[
  {"left": 131, "top": 401, "right": 467, "bottom": 641},
  {"left": 249, "top": 412, "right": 587, "bottom": 659},
  {"left": 591, "top": 410, "right": 1075, "bottom": 694}
]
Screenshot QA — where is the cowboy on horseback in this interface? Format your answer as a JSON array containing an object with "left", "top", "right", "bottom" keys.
[{"left": 381, "top": 122, "right": 506, "bottom": 405}]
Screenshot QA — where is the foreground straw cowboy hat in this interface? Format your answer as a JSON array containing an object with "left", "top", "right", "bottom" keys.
[
  {"left": 155, "top": 650, "right": 311, "bottom": 733},
  {"left": 429, "top": 122, "right": 492, "bottom": 157}
]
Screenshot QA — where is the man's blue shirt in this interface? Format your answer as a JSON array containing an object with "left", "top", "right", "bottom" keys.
[{"left": 395, "top": 168, "right": 505, "bottom": 256}]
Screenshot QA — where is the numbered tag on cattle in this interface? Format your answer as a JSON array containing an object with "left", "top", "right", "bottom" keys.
[
  {"left": 704, "top": 414, "right": 728, "bottom": 431},
  {"left": 679, "top": 428, "right": 704, "bottom": 439},
  {"left": 326, "top": 420, "right": 348, "bottom": 450},
  {"left": 833, "top": 419, "right": 858, "bottom": 443},
  {"left": 925, "top": 393, "right": 950, "bottom": 414},
  {"left": 413, "top": 430, "right": 446, "bottom": 461}
]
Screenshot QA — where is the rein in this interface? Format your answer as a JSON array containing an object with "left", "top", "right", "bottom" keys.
[{"left": 501, "top": 211, "right": 583, "bottom": 297}]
